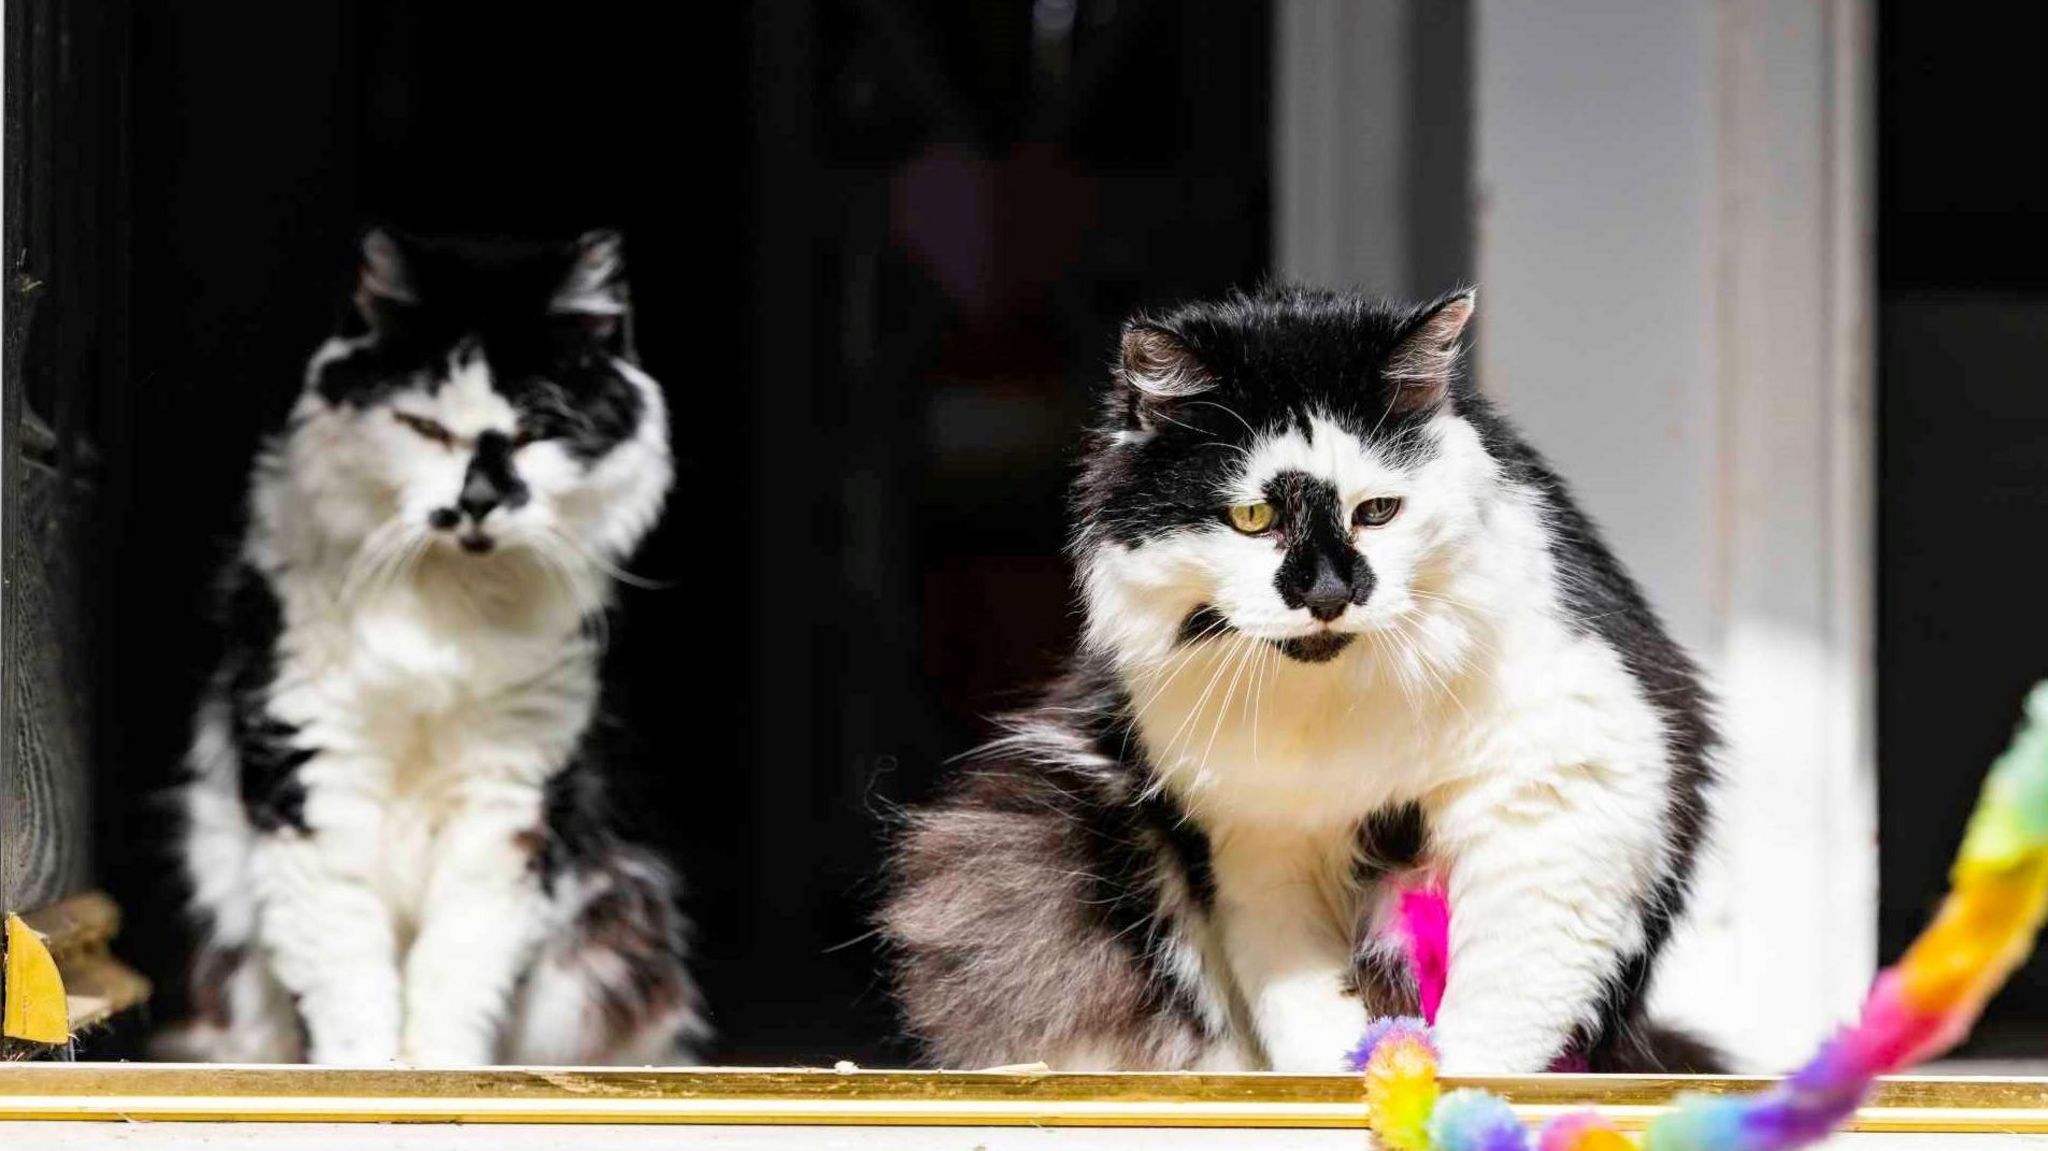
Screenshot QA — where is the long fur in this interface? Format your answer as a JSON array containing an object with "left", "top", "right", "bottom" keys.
[
  {"left": 158, "top": 230, "right": 706, "bottom": 1066},
  {"left": 881, "top": 287, "right": 1720, "bottom": 1073}
]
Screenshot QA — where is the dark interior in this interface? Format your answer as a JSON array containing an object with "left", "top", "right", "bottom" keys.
[
  {"left": 9, "top": 2, "right": 1270, "bottom": 1064},
  {"left": 1877, "top": 1, "right": 2048, "bottom": 1037}
]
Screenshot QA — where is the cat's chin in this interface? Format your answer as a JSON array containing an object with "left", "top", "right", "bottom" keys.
[{"left": 1274, "top": 632, "right": 1355, "bottom": 663}]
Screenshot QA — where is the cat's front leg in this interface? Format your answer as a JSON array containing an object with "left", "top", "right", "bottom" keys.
[
  {"left": 252, "top": 796, "right": 403, "bottom": 1065},
  {"left": 401, "top": 786, "right": 550, "bottom": 1066},
  {"left": 1426, "top": 760, "right": 1669, "bottom": 1073},
  {"left": 1213, "top": 833, "right": 1366, "bottom": 1072}
]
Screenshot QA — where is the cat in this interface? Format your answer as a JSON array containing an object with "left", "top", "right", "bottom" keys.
[
  {"left": 158, "top": 229, "right": 705, "bottom": 1066},
  {"left": 881, "top": 287, "right": 1721, "bottom": 1074}
]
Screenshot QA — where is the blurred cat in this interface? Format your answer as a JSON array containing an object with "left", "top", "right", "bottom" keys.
[
  {"left": 882, "top": 288, "right": 1720, "bottom": 1074},
  {"left": 160, "top": 230, "right": 703, "bottom": 1065}
]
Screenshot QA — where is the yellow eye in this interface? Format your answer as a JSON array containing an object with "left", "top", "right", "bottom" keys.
[{"left": 1226, "top": 502, "right": 1276, "bottom": 535}]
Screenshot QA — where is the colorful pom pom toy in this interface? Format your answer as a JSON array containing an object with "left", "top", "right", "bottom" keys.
[{"left": 1351, "top": 681, "right": 2048, "bottom": 1150}]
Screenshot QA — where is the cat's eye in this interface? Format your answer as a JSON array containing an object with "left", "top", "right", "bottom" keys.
[
  {"left": 1225, "top": 502, "right": 1276, "bottom": 535},
  {"left": 393, "top": 411, "right": 454, "bottom": 447},
  {"left": 1355, "top": 496, "right": 1403, "bottom": 528}
]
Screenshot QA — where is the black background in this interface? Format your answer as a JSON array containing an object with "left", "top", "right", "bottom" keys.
[
  {"left": 1877, "top": 2, "right": 2048, "bottom": 1038},
  {"left": 82, "top": 2, "right": 1271, "bottom": 1065}
]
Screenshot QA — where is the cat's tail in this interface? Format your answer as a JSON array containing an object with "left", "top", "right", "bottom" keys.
[{"left": 504, "top": 844, "right": 710, "bottom": 1066}]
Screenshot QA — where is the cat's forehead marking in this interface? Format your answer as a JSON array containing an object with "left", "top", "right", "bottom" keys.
[
  {"left": 426, "top": 348, "right": 517, "bottom": 436},
  {"left": 1229, "top": 412, "right": 1401, "bottom": 502}
]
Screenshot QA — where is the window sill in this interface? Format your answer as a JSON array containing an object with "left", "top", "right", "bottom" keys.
[{"left": 0, "top": 1066, "right": 2045, "bottom": 1133}]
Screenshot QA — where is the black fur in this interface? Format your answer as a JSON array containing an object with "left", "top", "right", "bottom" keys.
[
  {"left": 1075, "top": 288, "right": 1450, "bottom": 550},
  {"left": 532, "top": 750, "right": 613, "bottom": 894},
  {"left": 527, "top": 742, "right": 702, "bottom": 1053},
  {"left": 1355, "top": 802, "right": 1428, "bottom": 877},
  {"left": 885, "top": 286, "right": 1721, "bottom": 1073},
  {"left": 316, "top": 230, "right": 645, "bottom": 464},
  {"left": 460, "top": 429, "right": 531, "bottom": 521},
  {"left": 1267, "top": 471, "right": 1375, "bottom": 619},
  {"left": 215, "top": 563, "right": 309, "bottom": 834}
]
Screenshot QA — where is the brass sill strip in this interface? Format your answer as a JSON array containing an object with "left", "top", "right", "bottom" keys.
[{"left": 1, "top": 1068, "right": 2047, "bottom": 1129}]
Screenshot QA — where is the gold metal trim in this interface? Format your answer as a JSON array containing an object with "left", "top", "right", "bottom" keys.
[{"left": 1, "top": 1068, "right": 2046, "bottom": 1129}]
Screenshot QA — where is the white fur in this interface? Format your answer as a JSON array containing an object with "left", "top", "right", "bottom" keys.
[
  {"left": 174, "top": 341, "right": 697, "bottom": 1066},
  {"left": 1079, "top": 410, "right": 1677, "bottom": 1072}
]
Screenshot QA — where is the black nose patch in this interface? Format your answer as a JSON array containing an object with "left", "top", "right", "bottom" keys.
[
  {"left": 1298, "top": 561, "right": 1354, "bottom": 621},
  {"left": 458, "top": 430, "right": 531, "bottom": 521},
  {"left": 1268, "top": 471, "right": 1375, "bottom": 617}
]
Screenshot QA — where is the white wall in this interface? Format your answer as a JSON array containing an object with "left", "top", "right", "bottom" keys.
[
  {"left": 1474, "top": 0, "right": 1875, "bottom": 1066},
  {"left": 1279, "top": 0, "right": 1877, "bottom": 1069},
  {"left": 1273, "top": 0, "right": 1411, "bottom": 297}
]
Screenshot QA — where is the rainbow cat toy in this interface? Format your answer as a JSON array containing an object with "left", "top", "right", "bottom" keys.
[{"left": 1351, "top": 682, "right": 2048, "bottom": 1151}]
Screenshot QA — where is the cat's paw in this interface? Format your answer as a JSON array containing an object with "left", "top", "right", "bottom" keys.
[
  {"left": 1432, "top": 1022, "right": 1555, "bottom": 1076},
  {"left": 1265, "top": 1023, "right": 1379, "bottom": 1073},
  {"left": 306, "top": 1037, "right": 402, "bottom": 1066},
  {"left": 399, "top": 1036, "right": 493, "bottom": 1067},
  {"left": 1249, "top": 970, "right": 1375, "bottom": 1074}
]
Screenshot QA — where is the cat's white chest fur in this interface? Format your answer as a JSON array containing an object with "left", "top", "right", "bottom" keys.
[
  {"left": 1126, "top": 585, "right": 1675, "bottom": 1072},
  {"left": 1131, "top": 599, "right": 1661, "bottom": 831},
  {"left": 265, "top": 561, "right": 598, "bottom": 912},
  {"left": 282, "top": 556, "right": 594, "bottom": 731},
  {"left": 1133, "top": 643, "right": 1450, "bottom": 831}
]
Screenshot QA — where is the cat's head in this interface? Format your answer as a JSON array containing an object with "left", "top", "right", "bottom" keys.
[
  {"left": 282, "top": 228, "right": 671, "bottom": 582},
  {"left": 1074, "top": 286, "right": 1492, "bottom": 671}
]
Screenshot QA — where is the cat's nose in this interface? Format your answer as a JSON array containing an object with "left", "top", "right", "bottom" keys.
[
  {"left": 1289, "top": 548, "right": 1364, "bottom": 622},
  {"left": 1303, "top": 578, "right": 1351, "bottom": 622},
  {"left": 458, "top": 477, "right": 503, "bottom": 522},
  {"left": 457, "top": 431, "right": 529, "bottom": 524}
]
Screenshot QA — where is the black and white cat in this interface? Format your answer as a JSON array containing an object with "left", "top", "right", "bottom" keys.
[
  {"left": 883, "top": 288, "right": 1719, "bottom": 1074},
  {"left": 161, "top": 230, "right": 705, "bottom": 1066}
]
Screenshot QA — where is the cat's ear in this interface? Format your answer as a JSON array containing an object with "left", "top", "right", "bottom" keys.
[
  {"left": 1384, "top": 289, "right": 1475, "bottom": 414},
  {"left": 1116, "top": 323, "right": 1214, "bottom": 433},
  {"left": 551, "top": 229, "right": 632, "bottom": 356},
  {"left": 352, "top": 228, "right": 418, "bottom": 326}
]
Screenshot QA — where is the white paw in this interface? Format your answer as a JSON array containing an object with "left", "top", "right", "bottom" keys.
[
  {"left": 1433, "top": 1024, "right": 1555, "bottom": 1075},
  {"left": 307, "top": 1035, "right": 401, "bottom": 1066},
  {"left": 400, "top": 1035, "right": 492, "bottom": 1067},
  {"left": 1263, "top": 1020, "right": 1373, "bottom": 1073}
]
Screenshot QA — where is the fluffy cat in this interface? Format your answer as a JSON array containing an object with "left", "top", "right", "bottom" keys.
[
  {"left": 159, "top": 230, "right": 705, "bottom": 1065},
  {"left": 882, "top": 287, "right": 1720, "bottom": 1074}
]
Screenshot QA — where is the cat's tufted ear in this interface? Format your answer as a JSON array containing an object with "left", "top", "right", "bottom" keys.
[
  {"left": 1384, "top": 289, "right": 1475, "bottom": 415},
  {"left": 352, "top": 228, "right": 417, "bottom": 327},
  {"left": 551, "top": 229, "right": 632, "bottom": 356},
  {"left": 1115, "top": 322, "right": 1215, "bottom": 434}
]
